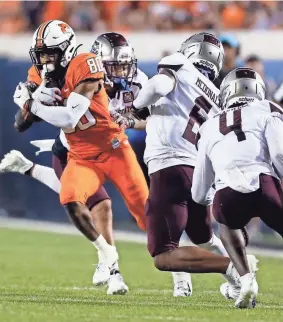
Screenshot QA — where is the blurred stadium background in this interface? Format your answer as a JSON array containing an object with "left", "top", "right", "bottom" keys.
[{"left": 0, "top": 0, "right": 282, "bottom": 249}]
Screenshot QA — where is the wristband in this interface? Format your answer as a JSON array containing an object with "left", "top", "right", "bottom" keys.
[{"left": 128, "top": 118, "right": 135, "bottom": 128}]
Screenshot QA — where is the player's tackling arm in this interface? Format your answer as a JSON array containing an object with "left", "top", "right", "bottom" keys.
[
  {"left": 191, "top": 130, "right": 215, "bottom": 206},
  {"left": 133, "top": 70, "right": 175, "bottom": 110}
]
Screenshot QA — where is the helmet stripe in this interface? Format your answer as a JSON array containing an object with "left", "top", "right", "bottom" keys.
[{"left": 36, "top": 20, "right": 53, "bottom": 48}]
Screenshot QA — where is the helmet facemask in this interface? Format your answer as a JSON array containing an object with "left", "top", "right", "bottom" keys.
[
  {"left": 103, "top": 45, "right": 137, "bottom": 90},
  {"left": 104, "top": 59, "right": 137, "bottom": 89}
]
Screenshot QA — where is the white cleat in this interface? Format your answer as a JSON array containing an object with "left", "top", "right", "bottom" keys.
[
  {"left": 93, "top": 247, "right": 119, "bottom": 285},
  {"left": 0, "top": 150, "right": 33, "bottom": 174},
  {"left": 107, "top": 273, "right": 129, "bottom": 295},
  {"left": 235, "top": 273, "right": 258, "bottom": 309},
  {"left": 99, "top": 246, "right": 119, "bottom": 268},
  {"left": 92, "top": 263, "right": 110, "bottom": 286},
  {"left": 221, "top": 254, "right": 259, "bottom": 301},
  {"left": 220, "top": 282, "right": 240, "bottom": 300},
  {"left": 172, "top": 272, "right": 192, "bottom": 297}
]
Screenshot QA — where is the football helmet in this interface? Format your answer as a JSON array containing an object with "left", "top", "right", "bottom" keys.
[
  {"left": 179, "top": 32, "right": 224, "bottom": 81},
  {"left": 29, "top": 20, "right": 76, "bottom": 80},
  {"left": 220, "top": 67, "right": 266, "bottom": 110},
  {"left": 90, "top": 32, "right": 137, "bottom": 88}
]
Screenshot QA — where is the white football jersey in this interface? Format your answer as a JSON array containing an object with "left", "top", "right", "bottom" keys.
[
  {"left": 109, "top": 68, "right": 148, "bottom": 117},
  {"left": 144, "top": 52, "right": 220, "bottom": 174},
  {"left": 192, "top": 99, "right": 283, "bottom": 205}
]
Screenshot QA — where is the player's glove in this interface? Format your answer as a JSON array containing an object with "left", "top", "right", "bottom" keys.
[
  {"left": 32, "top": 79, "right": 62, "bottom": 106},
  {"left": 110, "top": 110, "right": 135, "bottom": 130},
  {"left": 13, "top": 82, "right": 32, "bottom": 110}
]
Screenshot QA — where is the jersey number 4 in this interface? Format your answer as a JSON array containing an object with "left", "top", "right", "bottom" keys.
[{"left": 219, "top": 109, "right": 246, "bottom": 142}]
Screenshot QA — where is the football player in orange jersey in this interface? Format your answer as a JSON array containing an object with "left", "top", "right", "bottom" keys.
[{"left": 12, "top": 20, "right": 148, "bottom": 293}]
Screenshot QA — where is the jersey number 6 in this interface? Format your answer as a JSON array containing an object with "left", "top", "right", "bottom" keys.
[{"left": 183, "top": 96, "right": 212, "bottom": 145}]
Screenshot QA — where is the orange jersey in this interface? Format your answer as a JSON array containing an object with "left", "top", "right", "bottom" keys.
[
  {"left": 27, "top": 53, "right": 127, "bottom": 159},
  {"left": 27, "top": 65, "right": 41, "bottom": 85},
  {"left": 62, "top": 53, "right": 127, "bottom": 159}
]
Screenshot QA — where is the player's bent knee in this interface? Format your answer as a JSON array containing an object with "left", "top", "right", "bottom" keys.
[
  {"left": 91, "top": 199, "right": 112, "bottom": 221},
  {"left": 153, "top": 253, "right": 172, "bottom": 271}
]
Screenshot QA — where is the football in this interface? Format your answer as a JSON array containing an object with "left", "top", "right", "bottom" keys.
[{"left": 14, "top": 108, "right": 40, "bottom": 132}]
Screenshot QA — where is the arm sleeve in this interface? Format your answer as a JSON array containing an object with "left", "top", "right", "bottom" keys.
[
  {"left": 133, "top": 73, "right": 175, "bottom": 109},
  {"left": 191, "top": 135, "right": 215, "bottom": 206},
  {"left": 265, "top": 114, "right": 283, "bottom": 179},
  {"left": 30, "top": 92, "right": 90, "bottom": 128}
]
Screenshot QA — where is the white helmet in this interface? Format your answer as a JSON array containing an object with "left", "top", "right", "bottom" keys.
[
  {"left": 29, "top": 20, "right": 76, "bottom": 79},
  {"left": 220, "top": 67, "right": 266, "bottom": 110},
  {"left": 179, "top": 32, "right": 224, "bottom": 81}
]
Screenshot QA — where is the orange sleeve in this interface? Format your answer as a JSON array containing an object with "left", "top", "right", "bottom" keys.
[
  {"left": 27, "top": 66, "right": 42, "bottom": 85},
  {"left": 66, "top": 53, "right": 104, "bottom": 90}
]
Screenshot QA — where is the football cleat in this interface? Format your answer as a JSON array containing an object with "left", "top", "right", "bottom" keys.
[
  {"left": 93, "top": 247, "right": 119, "bottom": 285},
  {"left": 221, "top": 255, "right": 259, "bottom": 301},
  {"left": 92, "top": 263, "right": 110, "bottom": 286},
  {"left": 0, "top": 150, "right": 33, "bottom": 174},
  {"left": 102, "top": 246, "right": 119, "bottom": 269},
  {"left": 235, "top": 273, "right": 258, "bottom": 309},
  {"left": 107, "top": 273, "right": 129, "bottom": 295},
  {"left": 220, "top": 282, "right": 240, "bottom": 300},
  {"left": 172, "top": 272, "right": 193, "bottom": 297}
]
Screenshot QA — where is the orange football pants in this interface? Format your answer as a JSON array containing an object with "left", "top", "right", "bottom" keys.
[{"left": 60, "top": 140, "right": 148, "bottom": 231}]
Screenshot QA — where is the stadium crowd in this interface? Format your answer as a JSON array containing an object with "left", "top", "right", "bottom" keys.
[{"left": 1, "top": 1, "right": 283, "bottom": 34}]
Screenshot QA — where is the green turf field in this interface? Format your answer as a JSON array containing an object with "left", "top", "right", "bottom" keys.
[{"left": 0, "top": 228, "right": 282, "bottom": 322}]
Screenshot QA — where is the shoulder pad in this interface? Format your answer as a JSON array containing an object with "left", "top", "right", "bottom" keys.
[
  {"left": 27, "top": 66, "right": 41, "bottom": 85},
  {"left": 135, "top": 68, "right": 148, "bottom": 85},
  {"left": 158, "top": 53, "right": 186, "bottom": 72},
  {"left": 66, "top": 53, "right": 104, "bottom": 89}
]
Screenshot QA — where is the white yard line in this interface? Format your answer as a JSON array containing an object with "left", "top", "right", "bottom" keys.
[{"left": 0, "top": 217, "right": 282, "bottom": 258}]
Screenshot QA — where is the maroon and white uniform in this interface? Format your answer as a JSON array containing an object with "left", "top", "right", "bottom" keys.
[
  {"left": 144, "top": 53, "right": 220, "bottom": 257},
  {"left": 192, "top": 99, "right": 283, "bottom": 233}
]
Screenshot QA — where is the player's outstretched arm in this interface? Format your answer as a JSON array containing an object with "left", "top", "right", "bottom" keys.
[{"left": 132, "top": 71, "right": 175, "bottom": 110}]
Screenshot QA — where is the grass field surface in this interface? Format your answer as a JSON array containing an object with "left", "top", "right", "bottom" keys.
[{"left": 0, "top": 228, "right": 282, "bottom": 322}]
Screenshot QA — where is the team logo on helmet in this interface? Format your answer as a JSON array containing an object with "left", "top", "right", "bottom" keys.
[
  {"left": 91, "top": 40, "right": 102, "bottom": 55},
  {"left": 58, "top": 23, "right": 71, "bottom": 34}
]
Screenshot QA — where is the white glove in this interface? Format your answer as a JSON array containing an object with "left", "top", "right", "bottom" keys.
[
  {"left": 13, "top": 82, "right": 31, "bottom": 110},
  {"left": 32, "top": 79, "right": 62, "bottom": 106},
  {"left": 109, "top": 97, "right": 124, "bottom": 113},
  {"left": 30, "top": 139, "right": 55, "bottom": 156}
]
